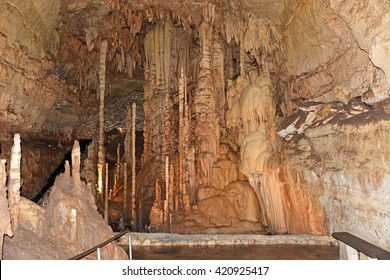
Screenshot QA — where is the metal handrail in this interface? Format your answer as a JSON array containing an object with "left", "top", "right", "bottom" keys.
[
  {"left": 68, "top": 230, "right": 133, "bottom": 260},
  {"left": 332, "top": 232, "right": 390, "bottom": 260}
]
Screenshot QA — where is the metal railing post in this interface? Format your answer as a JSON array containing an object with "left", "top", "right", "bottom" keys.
[{"left": 97, "top": 247, "right": 101, "bottom": 260}]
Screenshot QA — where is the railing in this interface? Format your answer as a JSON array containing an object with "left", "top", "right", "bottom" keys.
[
  {"left": 68, "top": 230, "right": 133, "bottom": 260},
  {"left": 332, "top": 232, "right": 390, "bottom": 260}
]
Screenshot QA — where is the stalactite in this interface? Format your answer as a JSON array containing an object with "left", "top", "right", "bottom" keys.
[
  {"left": 97, "top": 40, "right": 108, "bottom": 196},
  {"left": 131, "top": 103, "right": 136, "bottom": 228},
  {"left": 0, "top": 159, "right": 13, "bottom": 260},
  {"left": 126, "top": 55, "right": 135, "bottom": 79},
  {"left": 143, "top": 20, "right": 175, "bottom": 165},
  {"left": 213, "top": 38, "right": 226, "bottom": 133},
  {"left": 8, "top": 133, "right": 21, "bottom": 231},
  {"left": 71, "top": 140, "right": 81, "bottom": 189}
]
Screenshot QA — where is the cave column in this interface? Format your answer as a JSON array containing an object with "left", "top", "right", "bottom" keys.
[
  {"left": 97, "top": 39, "right": 108, "bottom": 199},
  {"left": 143, "top": 20, "right": 175, "bottom": 231},
  {"left": 178, "top": 68, "right": 191, "bottom": 212},
  {"left": 8, "top": 134, "right": 22, "bottom": 231},
  {"left": 0, "top": 159, "right": 13, "bottom": 259},
  {"left": 193, "top": 3, "right": 219, "bottom": 193},
  {"left": 131, "top": 103, "right": 136, "bottom": 229}
]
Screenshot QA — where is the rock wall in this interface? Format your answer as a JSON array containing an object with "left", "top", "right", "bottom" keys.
[
  {"left": 0, "top": 0, "right": 96, "bottom": 198},
  {"left": 278, "top": 0, "right": 390, "bottom": 249}
]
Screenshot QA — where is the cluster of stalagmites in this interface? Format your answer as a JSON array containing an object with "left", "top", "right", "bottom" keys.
[
  {"left": 0, "top": 135, "right": 127, "bottom": 260},
  {"left": 124, "top": 1, "right": 328, "bottom": 235}
]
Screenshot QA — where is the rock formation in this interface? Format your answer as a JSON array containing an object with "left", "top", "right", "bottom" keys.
[{"left": 3, "top": 140, "right": 127, "bottom": 260}]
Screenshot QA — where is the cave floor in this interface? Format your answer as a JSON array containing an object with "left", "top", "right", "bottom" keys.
[{"left": 124, "top": 244, "right": 339, "bottom": 260}]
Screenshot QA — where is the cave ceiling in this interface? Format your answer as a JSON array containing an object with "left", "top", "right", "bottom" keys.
[
  {"left": 54, "top": 0, "right": 284, "bottom": 94},
  {"left": 40, "top": 0, "right": 284, "bottom": 135}
]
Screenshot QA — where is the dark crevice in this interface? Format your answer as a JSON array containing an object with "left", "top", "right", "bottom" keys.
[{"left": 32, "top": 139, "right": 92, "bottom": 203}]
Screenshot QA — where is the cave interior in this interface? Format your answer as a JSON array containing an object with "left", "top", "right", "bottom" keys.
[{"left": 0, "top": 0, "right": 389, "bottom": 260}]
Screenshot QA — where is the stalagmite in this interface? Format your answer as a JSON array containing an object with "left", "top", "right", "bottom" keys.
[
  {"left": 104, "top": 163, "right": 109, "bottom": 224},
  {"left": 169, "top": 161, "right": 174, "bottom": 215},
  {"left": 123, "top": 162, "right": 128, "bottom": 218},
  {"left": 238, "top": 73, "right": 288, "bottom": 233},
  {"left": 124, "top": 107, "right": 131, "bottom": 219},
  {"left": 8, "top": 133, "right": 21, "bottom": 231},
  {"left": 164, "top": 156, "right": 169, "bottom": 226},
  {"left": 71, "top": 140, "right": 81, "bottom": 188},
  {"left": 131, "top": 103, "right": 136, "bottom": 228},
  {"left": 97, "top": 39, "right": 108, "bottom": 195},
  {"left": 113, "top": 143, "right": 121, "bottom": 193},
  {"left": 0, "top": 159, "right": 13, "bottom": 260}
]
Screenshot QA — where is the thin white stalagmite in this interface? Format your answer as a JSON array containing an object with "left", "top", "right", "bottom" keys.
[
  {"left": 97, "top": 39, "right": 108, "bottom": 196},
  {"left": 123, "top": 162, "right": 128, "bottom": 216},
  {"left": 124, "top": 107, "right": 131, "bottom": 221},
  {"left": 131, "top": 103, "right": 136, "bottom": 228},
  {"left": 0, "top": 159, "right": 13, "bottom": 260},
  {"left": 72, "top": 140, "right": 81, "bottom": 188},
  {"left": 164, "top": 156, "right": 169, "bottom": 225},
  {"left": 168, "top": 161, "right": 174, "bottom": 225},
  {"left": 165, "top": 156, "right": 169, "bottom": 202},
  {"left": 104, "top": 163, "right": 109, "bottom": 224},
  {"left": 8, "top": 134, "right": 21, "bottom": 231},
  {"left": 113, "top": 143, "right": 121, "bottom": 194}
]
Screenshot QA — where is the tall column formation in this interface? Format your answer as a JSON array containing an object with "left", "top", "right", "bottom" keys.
[
  {"left": 178, "top": 68, "right": 191, "bottom": 212},
  {"left": 97, "top": 39, "right": 108, "bottom": 196},
  {"left": 193, "top": 3, "right": 219, "bottom": 191},
  {"left": 143, "top": 20, "right": 176, "bottom": 230},
  {"left": 0, "top": 159, "right": 13, "bottom": 260},
  {"left": 131, "top": 103, "right": 136, "bottom": 228},
  {"left": 238, "top": 71, "right": 288, "bottom": 233},
  {"left": 8, "top": 134, "right": 22, "bottom": 231}
]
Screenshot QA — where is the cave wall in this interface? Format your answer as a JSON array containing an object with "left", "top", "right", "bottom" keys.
[
  {"left": 279, "top": 0, "right": 390, "bottom": 249},
  {"left": 0, "top": 0, "right": 99, "bottom": 198}
]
